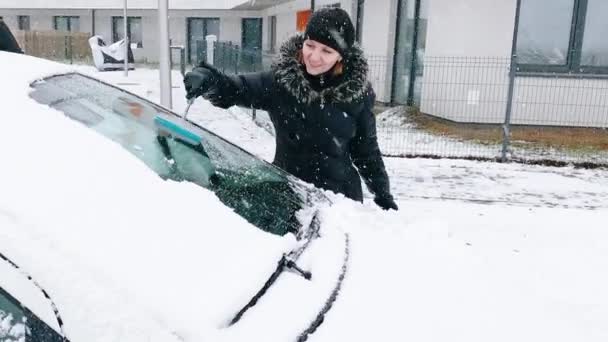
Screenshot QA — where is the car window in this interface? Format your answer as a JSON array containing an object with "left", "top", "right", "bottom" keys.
[
  {"left": 29, "top": 73, "right": 323, "bottom": 236},
  {"left": 0, "top": 287, "right": 63, "bottom": 342}
]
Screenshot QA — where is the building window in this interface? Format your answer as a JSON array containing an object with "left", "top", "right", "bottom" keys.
[
  {"left": 242, "top": 18, "right": 263, "bottom": 50},
  {"left": 187, "top": 17, "right": 220, "bottom": 64},
  {"left": 18, "top": 16, "right": 30, "bottom": 31},
  {"left": 112, "top": 16, "right": 143, "bottom": 48},
  {"left": 516, "top": 0, "right": 608, "bottom": 74},
  {"left": 54, "top": 16, "right": 80, "bottom": 32},
  {"left": 580, "top": 0, "right": 608, "bottom": 67}
]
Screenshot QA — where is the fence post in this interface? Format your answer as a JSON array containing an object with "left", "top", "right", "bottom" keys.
[
  {"left": 170, "top": 45, "right": 186, "bottom": 77},
  {"left": 502, "top": 0, "right": 522, "bottom": 162},
  {"left": 502, "top": 55, "right": 516, "bottom": 162},
  {"left": 252, "top": 48, "right": 258, "bottom": 72},
  {"left": 234, "top": 45, "right": 239, "bottom": 74},
  {"left": 221, "top": 42, "right": 225, "bottom": 68},
  {"left": 180, "top": 46, "right": 186, "bottom": 76},
  {"left": 64, "top": 35, "right": 70, "bottom": 63},
  {"left": 205, "top": 34, "right": 217, "bottom": 65}
]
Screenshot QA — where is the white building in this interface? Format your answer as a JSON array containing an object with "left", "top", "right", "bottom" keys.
[
  {"left": 1, "top": 0, "right": 424, "bottom": 104},
  {"left": 421, "top": 0, "right": 608, "bottom": 128},
  {"left": 0, "top": 1, "right": 362, "bottom": 65},
  {"left": 5, "top": 0, "right": 603, "bottom": 127}
]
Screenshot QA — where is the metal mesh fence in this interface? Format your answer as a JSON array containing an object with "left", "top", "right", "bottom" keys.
[
  {"left": 366, "top": 55, "right": 391, "bottom": 103},
  {"left": 378, "top": 57, "right": 510, "bottom": 160},
  {"left": 378, "top": 56, "right": 608, "bottom": 167},
  {"left": 508, "top": 75, "right": 608, "bottom": 165},
  {"left": 212, "top": 41, "right": 274, "bottom": 74},
  {"left": 204, "top": 44, "right": 608, "bottom": 167}
]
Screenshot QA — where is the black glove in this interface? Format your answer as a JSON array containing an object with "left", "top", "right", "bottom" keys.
[
  {"left": 183, "top": 62, "right": 222, "bottom": 101},
  {"left": 374, "top": 196, "right": 398, "bottom": 211}
]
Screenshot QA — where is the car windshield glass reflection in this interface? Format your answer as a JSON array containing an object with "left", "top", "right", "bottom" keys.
[
  {"left": 0, "top": 287, "right": 26, "bottom": 341},
  {"left": 0, "top": 287, "right": 63, "bottom": 342},
  {"left": 30, "top": 73, "right": 313, "bottom": 236}
]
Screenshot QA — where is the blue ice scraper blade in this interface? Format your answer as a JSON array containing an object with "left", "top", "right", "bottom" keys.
[{"left": 154, "top": 115, "right": 202, "bottom": 145}]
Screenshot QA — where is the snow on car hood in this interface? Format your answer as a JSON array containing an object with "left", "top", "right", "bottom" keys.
[{"left": 0, "top": 52, "right": 300, "bottom": 341}]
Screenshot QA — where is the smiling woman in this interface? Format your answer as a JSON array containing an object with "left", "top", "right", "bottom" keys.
[{"left": 183, "top": 7, "right": 398, "bottom": 211}]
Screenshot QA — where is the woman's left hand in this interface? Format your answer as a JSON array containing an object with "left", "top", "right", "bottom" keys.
[{"left": 374, "top": 196, "right": 399, "bottom": 211}]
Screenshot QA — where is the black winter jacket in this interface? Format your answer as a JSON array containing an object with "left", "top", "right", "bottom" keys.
[{"left": 208, "top": 34, "right": 393, "bottom": 203}]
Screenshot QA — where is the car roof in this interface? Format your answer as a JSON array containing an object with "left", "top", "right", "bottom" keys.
[{"left": 0, "top": 51, "right": 73, "bottom": 85}]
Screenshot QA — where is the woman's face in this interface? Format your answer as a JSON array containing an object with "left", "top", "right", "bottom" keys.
[{"left": 302, "top": 39, "right": 342, "bottom": 76}]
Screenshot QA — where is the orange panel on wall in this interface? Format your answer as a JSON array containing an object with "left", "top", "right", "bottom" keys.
[{"left": 296, "top": 10, "right": 312, "bottom": 32}]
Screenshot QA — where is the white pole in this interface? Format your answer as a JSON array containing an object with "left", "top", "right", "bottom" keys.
[
  {"left": 159, "top": 0, "right": 172, "bottom": 108},
  {"left": 123, "top": 0, "right": 128, "bottom": 77},
  {"left": 205, "top": 34, "right": 217, "bottom": 65}
]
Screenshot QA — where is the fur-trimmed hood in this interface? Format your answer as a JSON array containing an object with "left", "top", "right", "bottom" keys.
[{"left": 272, "top": 34, "right": 369, "bottom": 105}]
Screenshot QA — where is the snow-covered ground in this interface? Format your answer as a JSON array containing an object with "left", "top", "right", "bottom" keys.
[
  {"left": 375, "top": 106, "right": 608, "bottom": 164},
  {"left": 83, "top": 66, "right": 608, "bottom": 341},
  {"left": 88, "top": 67, "right": 608, "bottom": 210}
]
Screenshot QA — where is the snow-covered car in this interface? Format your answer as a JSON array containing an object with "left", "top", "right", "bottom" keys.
[{"left": 0, "top": 51, "right": 350, "bottom": 341}]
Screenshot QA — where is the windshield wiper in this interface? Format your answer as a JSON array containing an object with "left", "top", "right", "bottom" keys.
[{"left": 228, "top": 211, "right": 321, "bottom": 326}]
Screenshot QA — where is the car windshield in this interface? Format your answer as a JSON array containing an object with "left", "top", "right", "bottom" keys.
[
  {"left": 30, "top": 73, "right": 324, "bottom": 236},
  {"left": 0, "top": 286, "right": 63, "bottom": 342}
]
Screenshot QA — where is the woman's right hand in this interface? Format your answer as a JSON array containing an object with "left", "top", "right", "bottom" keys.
[{"left": 183, "top": 63, "right": 220, "bottom": 100}]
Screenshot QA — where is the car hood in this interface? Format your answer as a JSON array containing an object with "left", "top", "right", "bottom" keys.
[{"left": 0, "top": 52, "right": 319, "bottom": 341}]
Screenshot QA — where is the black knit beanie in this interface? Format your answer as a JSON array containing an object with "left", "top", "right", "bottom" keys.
[{"left": 304, "top": 7, "right": 356, "bottom": 57}]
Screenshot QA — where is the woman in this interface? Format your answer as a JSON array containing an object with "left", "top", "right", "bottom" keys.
[{"left": 184, "top": 7, "right": 398, "bottom": 211}]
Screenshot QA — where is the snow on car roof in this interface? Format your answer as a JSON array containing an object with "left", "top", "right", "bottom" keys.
[
  {"left": 0, "top": 52, "right": 300, "bottom": 341},
  {"left": 0, "top": 51, "right": 74, "bottom": 85}
]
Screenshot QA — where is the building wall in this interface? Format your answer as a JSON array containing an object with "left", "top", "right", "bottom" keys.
[
  {"left": 359, "top": 0, "right": 396, "bottom": 102},
  {"left": 273, "top": 12, "right": 297, "bottom": 47},
  {"left": 1, "top": 8, "right": 261, "bottom": 63},
  {"left": 360, "top": 0, "right": 393, "bottom": 56},
  {"left": 2, "top": 1, "right": 402, "bottom": 105},
  {"left": 512, "top": 77, "right": 608, "bottom": 127},
  {"left": 0, "top": 8, "right": 94, "bottom": 33},
  {"left": 261, "top": 0, "right": 355, "bottom": 47},
  {"left": 419, "top": 0, "right": 516, "bottom": 123},
  {"left": 424, "top": 0, "right": 515, "bottom": 57},
  {"left": 419, "top": 0, "right": 608, "bottom": 128}
]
